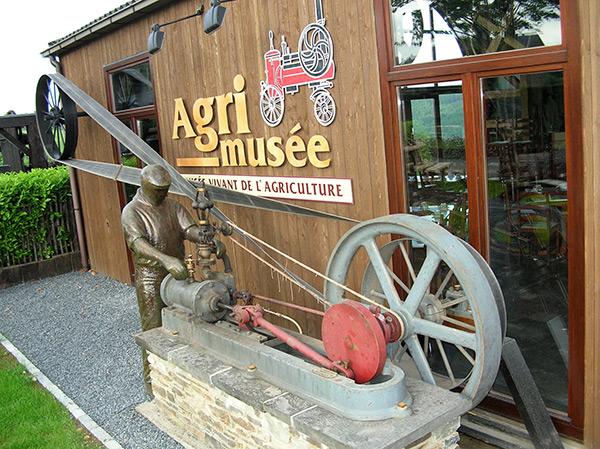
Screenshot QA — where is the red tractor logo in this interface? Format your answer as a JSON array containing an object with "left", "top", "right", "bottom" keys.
[{"left": 259, "top": 0, "right": 336, "bottom": 127}]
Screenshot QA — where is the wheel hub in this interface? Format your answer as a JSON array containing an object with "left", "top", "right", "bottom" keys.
[
  {"left": 418, "top": 294, "right": 446, "bottom": 324},
  {"left": 322, "top": 301, "right": 402, "bottom": 384}
]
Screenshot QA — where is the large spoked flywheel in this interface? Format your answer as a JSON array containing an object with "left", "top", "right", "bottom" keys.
[
  {"left": 324, "top": 214, "right": 503, "bottom": 407},
  {"left": 35, "top": 74, "right": 78, "bottom": 160}
]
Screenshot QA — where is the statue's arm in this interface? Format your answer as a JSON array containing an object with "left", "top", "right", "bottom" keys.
[
  {"left": 129, "top": 238, "right": 188, "bottom": 280},
  {"left": 122, "top": 205, "right": 187, "bottom": 280}
]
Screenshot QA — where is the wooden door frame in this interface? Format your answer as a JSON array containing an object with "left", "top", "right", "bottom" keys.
[{"left": 374, "top": 0, "right": 584, "bottom": 439}]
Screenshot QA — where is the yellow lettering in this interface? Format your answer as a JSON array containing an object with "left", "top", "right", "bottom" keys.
[
  {"left": 172, "top": 98, "right": 196, "bottom": 139},
  {"left": 215, "top": 92, "right": 234, "bottom": 135},
  {"left": 192, "top": 97, "right": 218, "bottom": 154},
  {"left": 266, "top": 137, "right": 285, "bottom": 167},
  {"left": 307, "top": 135, "right": 331, "bottom": 168},
  {"left": 247, "top": 138, "right": 267, "bottom": 167},
  {"left": 176, "top": 157, "right": 220, "bottom": 167},
  {"left": 233, "top": 75, "right": 251, "bottom": 134},
  {"left": 220, "top": 139, "right": 247, "bottom": 167},
  {"left": 285, "top": 135, "right": 307, "bottom": 168}
]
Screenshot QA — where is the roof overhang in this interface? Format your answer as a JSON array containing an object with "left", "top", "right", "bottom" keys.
[{"left": 41, "top": 0, "right": 176, "bottom": 57}]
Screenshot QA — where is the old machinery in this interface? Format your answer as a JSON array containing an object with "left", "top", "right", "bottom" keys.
[
  {"left": 35, "top": 75, "right": 78, "bottom": 160},
  {"left": 34, "top": 72, "right": 504, "bottom": 425},
  {"left": 325, "top": 215, "right": 503, "bottom": 406},
  {"left": 153, "top": 211, "right": 503, "bottom": 419}
]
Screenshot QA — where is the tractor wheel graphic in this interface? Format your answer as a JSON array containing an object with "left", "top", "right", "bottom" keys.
[
  {"left": 299, "top": 23, "right": 333, "bottom": 78},
  {"left": 260, "top": 84, "right": 285, "bottom": 127},
  {"left": 313, "top": 90, "right": 336, "bottom": 126}
]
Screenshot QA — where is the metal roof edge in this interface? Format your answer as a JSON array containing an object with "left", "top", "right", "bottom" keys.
[{"left": 41, "top": 0, "right": 176, "bottom": 57}]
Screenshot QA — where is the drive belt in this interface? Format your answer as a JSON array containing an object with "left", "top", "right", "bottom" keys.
[{"left": 41, "top": 73, "right": 355, "bottom": 300}]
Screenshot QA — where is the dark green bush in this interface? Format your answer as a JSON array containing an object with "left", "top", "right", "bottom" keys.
[{"left": 0, "top": 167, "right": 71, "bottom": 265}]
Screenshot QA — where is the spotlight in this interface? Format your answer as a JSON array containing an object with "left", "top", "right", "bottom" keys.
[
  {"left": 147, "top": 4, "right": 205, "bottom": 54},
  {"left": 204, "top": 0, "right": 236, "bottom": 34},
  {"left": 148, "top": 24, "right": 165, "bottom": 55}
]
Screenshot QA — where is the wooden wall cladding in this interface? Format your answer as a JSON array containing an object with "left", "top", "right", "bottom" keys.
[
  {"left": 579, "top": 0, "right": 600, "bottom": 445},
  {"left": 60, "top": 0, "right": 389, "bottom": 335}
]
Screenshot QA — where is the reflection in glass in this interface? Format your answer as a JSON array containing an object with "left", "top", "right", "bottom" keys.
[
  {"left": 119, "top": 117, "right": 161, "bottom": 203},
  {"left": 483, "top": 71, "right": 567, "bottom": 411},
  {"left": 398, "top": 81, "right": 468, "bottom": 240},
  {"left": 137, "top": 118, "right": 160, "bottom": 153},
  {"left": 111, "top": 62, "right": 154, "bottom": 111},
  {"left": 390, "top": 0, "right": 561, "bottom": 66}
]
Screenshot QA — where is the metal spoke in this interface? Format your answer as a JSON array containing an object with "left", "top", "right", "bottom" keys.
[
  {"left": 412, "top": 317, "right": 477, "bottom": 349},
  {"left": 434, "top": 269, "right": 453, "bottom": 299},
  {"left": 423, "top": 335, "right": 429, "bottom": 357},
  {"left": 392, "top": 342, "right": 409, "bottom": 364},
  {"left": 52, "top": 83, "right": 59, "bottom": 108},
  {"left": 403, "top": 249, "right": 441, "bottom": 315},
  {"left": 385, "top": 264, "right": 410, "bottom": 294},
  {"left": 436, "top": 338, "right": 456, "bottom": 384},
  {"left": 456, "top": 344, "right": 475, "bottom": 365},
  {"left": 398, "top": 241, "right": 416, "bottom": 281},
  {"left": 441, "top": 315, "right": 476, "bottom": 332},
  {"left": 441, "top": 296, "right": 469, "bottom": 309},
  {"left": 59, "top": 127, "right": 65, "bottom": 149},
  {"left": 44, "top": 91, "right": 52, "bottom": 109},
  {"left": 371, "top": 290, "right": 386, "bottom": 301},
  {"left": 406, "top": 335, "right": 436, "bottom": 385},
  {"left": 363, "top": 238, "right": 404, "bottom": 309}
]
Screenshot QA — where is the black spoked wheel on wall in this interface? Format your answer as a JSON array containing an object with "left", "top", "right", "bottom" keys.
[{"left": 35, "top": 75, "right": 78, "bottom": 160}]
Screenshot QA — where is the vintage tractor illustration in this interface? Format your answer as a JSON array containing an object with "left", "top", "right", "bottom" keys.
[{"left": 259, "top": 0, "right": 336, "bottom": 127}]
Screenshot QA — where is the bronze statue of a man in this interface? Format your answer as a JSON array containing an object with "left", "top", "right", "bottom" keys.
[{"left": 121, "top": 164, "right": 203, "bottom": 395}]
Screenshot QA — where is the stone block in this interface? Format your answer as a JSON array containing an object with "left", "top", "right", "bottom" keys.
[
  {"left": 138, "top": 328, "right": 467, "bottom": 449},
  {"left": 210, "top": 366, "right": 286, "bottom": 411}
]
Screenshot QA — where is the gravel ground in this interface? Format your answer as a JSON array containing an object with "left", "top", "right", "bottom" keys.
[{"left": 0, "top": 271, "right": 183, "bottom": 449}]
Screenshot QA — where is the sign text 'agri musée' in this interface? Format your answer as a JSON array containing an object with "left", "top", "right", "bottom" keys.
[{"left": 172, "top": 75, "right": 331, "bottom": 169}]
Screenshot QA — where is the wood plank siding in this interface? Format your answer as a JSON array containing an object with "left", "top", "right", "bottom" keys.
[
  {"left": 59, "top": 0, "right": 389, "bottom": 335},
  {"left": 579, "top": 0, "right": 600, "bottom": 446}
]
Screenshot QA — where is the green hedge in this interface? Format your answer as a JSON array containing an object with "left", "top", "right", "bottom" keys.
[{"left": 0, "top": 167, "right": 71, "bottom": 265}]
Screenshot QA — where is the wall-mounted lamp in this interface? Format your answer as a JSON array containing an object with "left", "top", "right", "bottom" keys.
[
  {"left": 203, "top": 0, "right": 236, "bottom": 34},
  {"left": 147, "top": 5, "right": 205, "bottom": 54}
]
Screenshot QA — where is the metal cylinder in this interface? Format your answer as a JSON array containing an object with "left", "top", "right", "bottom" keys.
[{"left": 160, "top": 274, "right": 231, "bottom": 323}]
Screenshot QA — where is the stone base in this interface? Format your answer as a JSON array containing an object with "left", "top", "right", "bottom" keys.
[{"left": 137, "top": 328, "right": 469, "bottom": 449}]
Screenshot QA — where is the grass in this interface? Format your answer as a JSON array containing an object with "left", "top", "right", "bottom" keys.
[{"left": 0, "top": 346, "right": 103, "bottom": 449}]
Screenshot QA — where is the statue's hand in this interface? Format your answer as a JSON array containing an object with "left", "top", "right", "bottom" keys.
[{"left": 163, "top": 256, "right": 187, "bottom": 280}]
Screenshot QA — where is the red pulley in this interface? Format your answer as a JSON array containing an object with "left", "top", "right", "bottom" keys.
[{"left": 322, "top": 301, "right": 389, "bottom": 384}]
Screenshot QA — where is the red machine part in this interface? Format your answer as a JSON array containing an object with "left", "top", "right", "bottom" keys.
[
  {"left": 321, "top": 301, "right": 403, "bottom": 384},
  {"left": 231, "top": 305, "right": 354, "bottom": 379}
]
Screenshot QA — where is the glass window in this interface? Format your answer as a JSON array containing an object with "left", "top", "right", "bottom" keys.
[
  {"left": 110, "top": 62, "right": 154, "bottom": 111},
  {"left": 398, "top": 81, "right": 468, "bottom": 240},
  {"left": 390, "top": 0, "right": 561, "bottom": 66},
  {"left": 483, "top": 71, "right": 567, "bottom": 411},
  {"left": 118, "top": 117, "right": 161, "bottom": 203}
]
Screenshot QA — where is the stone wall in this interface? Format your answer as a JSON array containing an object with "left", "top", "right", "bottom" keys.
[
  {"left": 149, "top": 353, "right": 326, "bottom": 449},
  {"left": 136, "top": 325, "right": 468, "bottom": 449}
]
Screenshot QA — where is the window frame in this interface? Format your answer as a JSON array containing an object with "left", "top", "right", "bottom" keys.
[
  {"left": 374, "top": 0, "right": 584, "bottom": 439},
  {"left": 104, "top": 52, "right": 163, "bottom": 280}
]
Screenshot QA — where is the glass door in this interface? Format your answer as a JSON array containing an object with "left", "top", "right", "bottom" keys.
[
  {"left": 394, "top": 69, "right": 574, "bottom": 419},
  {"left": 482, "top": 70, "right": 568, "bottom": 412}
]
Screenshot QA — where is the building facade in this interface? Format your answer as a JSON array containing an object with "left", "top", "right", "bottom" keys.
[{"left": 42, "top": 0, "right": 600, "bottom": 446}]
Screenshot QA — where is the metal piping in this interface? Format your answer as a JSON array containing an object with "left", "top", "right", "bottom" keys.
[{"left": 49, "top": 55, "right": 90, "bottom": 270}]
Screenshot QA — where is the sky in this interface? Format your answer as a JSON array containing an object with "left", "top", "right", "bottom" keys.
[{"left": 0, "top": 0, "right": 127, "bottom": 114}]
